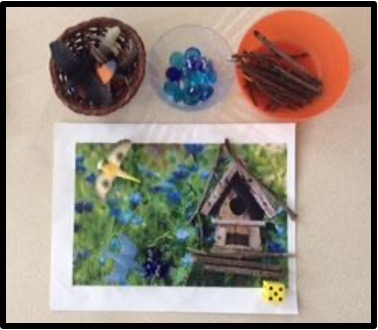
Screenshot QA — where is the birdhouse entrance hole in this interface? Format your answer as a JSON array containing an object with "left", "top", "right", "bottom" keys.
[
  {"left": 230, "top": 173, "right": 266, "bottom": 220},
  {"left": 229, "top": 196, "right": 246, "bottom": 215}
]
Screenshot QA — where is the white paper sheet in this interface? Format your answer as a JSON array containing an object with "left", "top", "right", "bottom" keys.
[{"left": 51, "top": 123, "right": 297, "bottom": 314}]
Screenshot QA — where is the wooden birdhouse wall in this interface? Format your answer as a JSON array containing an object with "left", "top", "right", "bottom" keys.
[
  {"left": 214, "top": 189, "right": 263, "bottom": 251},
  {"left": 218, "top": 190, "right": 250, "bottom": 243},
  {"left": 200, "top": 161, "right": 279, "bottom": 252}
]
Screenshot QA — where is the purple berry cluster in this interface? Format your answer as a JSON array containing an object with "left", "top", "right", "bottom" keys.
[{"left": 142, "top": 247, "right": 170, "bottom": 280}]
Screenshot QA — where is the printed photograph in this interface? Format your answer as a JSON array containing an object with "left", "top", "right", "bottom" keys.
[{"left": 73, "top": 142, "right": 288, "bottom": 287}]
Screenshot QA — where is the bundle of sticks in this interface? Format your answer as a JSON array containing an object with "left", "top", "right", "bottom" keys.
[
  {"left": 232, "top": 31, "right": 323, "bottom": 111},
  {"left": 189, "top": 247, "right": 290, "bottom": 279}
]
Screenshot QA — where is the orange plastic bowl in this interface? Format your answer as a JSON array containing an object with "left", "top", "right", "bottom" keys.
[{"left": 236, "top": 10, "right": 351, "bottom": 121}]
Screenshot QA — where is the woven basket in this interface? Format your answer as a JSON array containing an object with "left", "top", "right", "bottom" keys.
[{"left": 49, "top": 17, "right": 146, "bottom": 116}]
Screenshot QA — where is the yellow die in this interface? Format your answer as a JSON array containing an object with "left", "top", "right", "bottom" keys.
[{"left": 262, "top": 281, "right": 285, "bottom": 304}]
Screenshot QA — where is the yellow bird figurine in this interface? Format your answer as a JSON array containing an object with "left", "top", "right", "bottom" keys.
[{"left": 96, "top": 139, "right": 140, "bottom": 201}]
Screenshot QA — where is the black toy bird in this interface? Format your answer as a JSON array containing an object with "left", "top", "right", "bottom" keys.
[{"left": 50, "top": 41, "right": 112, "bottom": 106}]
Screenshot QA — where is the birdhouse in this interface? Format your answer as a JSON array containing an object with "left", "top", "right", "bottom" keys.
[{"left": 200, "top": 161, "right": 278, "bottom": 251}]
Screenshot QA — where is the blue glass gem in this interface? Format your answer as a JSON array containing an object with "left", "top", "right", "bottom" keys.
[
  {"left": 185, "top": 56, "right": 202, "bottom": 71},
  {"left": 165, "top": 48, "right": 217, "bottom": 106},
  {"left": 174, "top": 89, "right": 184, "bottom": 102},
  {"left": 164, "top": 81, "right": 184, "bottom": 102},
  {"left": 166, "top": 67, "right": 182, "bottom": 82},
  {"left": 206, "top": 69, "right": 218, "bottom": 84},
  {"left": 200, "top": 85, "right": 214, "bottom": 101},
  {"left": 185, "top": 47, "right": 201, "bottom": 59},
  {"left": 186, "top": 71, "right": 206, "bottom": 86},
  {"left": 185, "top": 84, "right": 202, "bottom": 97},
  {"left": 169, "top": 52, "right": 185, "bottom": 69},
  {"left": 199, "top": 57, "right": 213, "bottom": 73},
  {"left": 164, "top": 81, "right": 178, "bottom": 97},
  {"left": 183, "top": 92, "right": 200, "bottom": 106},
  {"left": 184, "top": 97, "right": 198, "bottom": 106}
]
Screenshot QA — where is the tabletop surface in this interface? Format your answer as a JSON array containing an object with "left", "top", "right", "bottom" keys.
[{"left": 6, "top": 7, "right": 371, "bottom": 323}]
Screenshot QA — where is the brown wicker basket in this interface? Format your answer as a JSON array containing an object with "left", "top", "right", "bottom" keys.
[{"left": 49, "top": 17, "right": 146, "bottom": 116}]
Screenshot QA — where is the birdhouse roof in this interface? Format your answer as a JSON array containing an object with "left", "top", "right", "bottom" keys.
[{"left": 200, "top": 160, "right": 278, "bottom": 218}]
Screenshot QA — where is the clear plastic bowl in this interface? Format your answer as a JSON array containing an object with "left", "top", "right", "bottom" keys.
[{"left": 148, "top": 25, "right": 234, "bottom": 111}]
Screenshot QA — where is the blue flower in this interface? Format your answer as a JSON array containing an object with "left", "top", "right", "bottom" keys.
[
  {"left": 75, "top": 202, "right": 84, "bottom": 214},
  {"left": 83, "top": 202, "right": 93, "bottom": 213},
  {"left": 181, "top": 253, "right": 194, "bottom": 267},
  {"left": 151, "top": 182, "right": 176, "bottom": 194},
  {"left": 129, "top": 193, "right": 143, "bottom": 208},
  {"left": 82, "top": 251, "right": 91, "bottom": 259},
  {"left": 266, "top": 241, "right": 286, "bottom": 253},
  {"left": 275, "top": 224, "right": 286, "bottom": 237},
  {"left": 146, "top": 170, "right": 157, "bottom": 178},
  {"left": 86, "top": 173, "right": 96, "bottom": 185},
  {"left": 178, "top": 164, "right": 191, "bottom": 171},
  {"left": 98, "top": 256, "right": 107, "bottom": 266},
  {"left": 104, "top": 235, "right": 140, "bottom": 285},
  {"left": 142, "top": 247, "right": 170, "bottom": 280},
  {"left": 137, "top": 165, "right": 159, "bottom": 178},
  {"left": 184, "top": 144, "right": 204, "bottom": 156},
  {"left": 76, "top": 250, "right": 91, "bottom": 261},
  {"left": 176, "top": 228, "right": 190, "bottom": 242},
  {"left": 75, "top": 201, "right": 93, "bottom": 214},
  {"left": 199, "top": 170, "right": 211, "bottom": 181},
  {"left": 107, "top": 235, "right": 139, "bottom": 258},
  {"left": 110, "top": 207, "right": 121, "bottom": 219},
  {"left": 109, "top": 238, "right": 122, "bottom": 252},
  {"left": 167, "top": 191, "right": 181, "bottom": 205},
  {"left": 106, "top": 198, "right": 119, "bottom": 209},
  {"left": 167, "top": 176, "right": 178, "bottom": 184},
  {"left": 143, "top": 261, "right": 170, "bottom": 279},
  {"left": 189, "top": 164, "right": 199, "bottom": 172},
  {"left": 131, "top": 215, "right": 144, "bottom": 226},
  {"left": 76, "top": 155, "right": 84, "bottom": 163},
  {"left": 117, "top": 211, "right": 134, "bottom": 225},
  {"left": 75, "top": 156, "right": 86, "bottom": 173},
  {"left": 171, "top": 168, "right": 191, "bottom": 181},
  {"left": 143, "top": 261, "right": 157, "bottom": 277},
  {"left": 151, "top": 186, "right": 163, "bottom": 193}
]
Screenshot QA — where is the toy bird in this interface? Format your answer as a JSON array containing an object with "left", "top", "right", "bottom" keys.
[
  {"left": 90, "top": 26, "right": 121, "bottom": 63},
  {"left": 50, "top": 40, "right": 112, "bottom": 105},
  {"left": 96, "top": 140, "right": 141, "bottom": 201},
  {"left": 99, "top": 26, "right": 121, "bottom": 56}
]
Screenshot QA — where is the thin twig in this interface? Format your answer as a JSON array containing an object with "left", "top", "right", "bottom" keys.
[
  {"left": 240, "top": 57, "right": 321, "bottom": 94},
  {"left": 203, "top": 264, "right": 285, "bottom": 279},
  {"left": 188, "top": 247, "right": 295, "bottom": 259},
  {"left": 253, "top": 30, "right": 321, "bottom": 84},
  {"left": 195, "top": 255, "right": 284, "bottom": 272}
]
